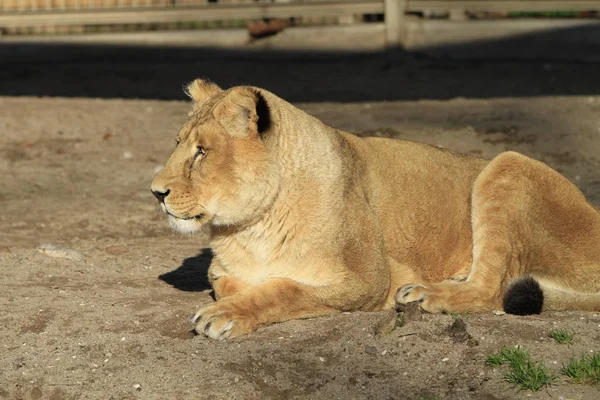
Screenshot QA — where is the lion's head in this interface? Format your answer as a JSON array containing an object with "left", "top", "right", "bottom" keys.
[{"left": 150, "top": 80, "right": 279, "bottom": 233}]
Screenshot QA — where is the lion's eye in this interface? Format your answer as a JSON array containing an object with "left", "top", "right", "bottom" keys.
[{"left": 195, "top": 146, "right": 206, "bottom": 159}]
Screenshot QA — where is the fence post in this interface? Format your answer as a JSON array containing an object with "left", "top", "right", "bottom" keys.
[{"left": 384, "top": 0, "right": 407, "bottom": 50}]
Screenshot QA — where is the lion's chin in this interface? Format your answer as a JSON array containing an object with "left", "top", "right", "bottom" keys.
[{"left": 168, "top": 215, "right": 205, "bottom": 234}]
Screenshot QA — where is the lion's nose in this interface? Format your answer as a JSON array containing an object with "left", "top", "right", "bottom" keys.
[{"left": 152, "top": 189, "right": 170, "bottom": 203}]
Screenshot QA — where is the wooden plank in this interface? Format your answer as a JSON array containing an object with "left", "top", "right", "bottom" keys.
[
  {"left": 407, "top": 1, "right": 600, "bottom": 13},
  {"left": 4, "top": 0, "right": 600, "bottom": 15},
  {"left": 0, "top": 1, "right": 384, "bottom": 27}
]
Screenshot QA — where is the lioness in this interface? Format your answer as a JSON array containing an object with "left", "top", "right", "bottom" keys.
[{"left": 151, "top": 80, "right": 600, "bottom": 339}]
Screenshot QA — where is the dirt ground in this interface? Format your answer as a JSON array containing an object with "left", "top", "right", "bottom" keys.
[{"left": 1, "top": 51, "right": 600, "bottom": 399}]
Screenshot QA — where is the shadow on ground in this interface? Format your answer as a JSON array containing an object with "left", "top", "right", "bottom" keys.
[
  {"left": 2, "top": 21, "right": 600, "bottom": 101},
  {"left": 159, "top": 248, "right": 212, "bottom": 292}
]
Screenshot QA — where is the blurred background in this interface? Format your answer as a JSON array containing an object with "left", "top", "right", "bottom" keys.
[{"left": 1, "top": 0, "right": 600, "bottom": 101}]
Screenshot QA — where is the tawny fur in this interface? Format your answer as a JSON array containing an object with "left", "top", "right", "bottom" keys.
[{"left": 151, "top": 80, "right": 600, "bottom": 339}]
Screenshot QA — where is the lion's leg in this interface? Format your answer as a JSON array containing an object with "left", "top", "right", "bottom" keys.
[
  {"left": 212, "top": 276, "right": 251, "bottom": 301},
  {"left": 192, "top": 278, "right": 351, "bottom": 339},
  {"left": 397, "top": 152, "right": 558, "bottom": 313},
  {"left": 208, "top": 259, "right": 252, "bottom": 300}
]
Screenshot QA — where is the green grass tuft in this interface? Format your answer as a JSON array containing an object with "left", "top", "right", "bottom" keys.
[
  {"left": 561, "top": 353, "right": 600, "bottom": 385},
  {"left": 505, "top": 359, "right": 557, "bottom": 391},
  {"left": 548, "top": 328, "right": 574, "bottom": 344},
  {"left": 486, "top": 347, "right": 557, "bottom": 391},
  {"left": 486, "top": 352, "right": 505, "bottom": 367}
]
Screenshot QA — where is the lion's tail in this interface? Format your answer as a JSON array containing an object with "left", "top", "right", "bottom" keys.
[{"left": 502, "top": 276, "right": 600, "bottom": 315}]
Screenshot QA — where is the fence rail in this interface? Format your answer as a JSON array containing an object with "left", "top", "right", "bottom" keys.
[
  {"left": 0, "top": 1, "right": 383, "bottom": 28},
  {"left": 1, "top": 0, "right": 600, "bottom": 47}
]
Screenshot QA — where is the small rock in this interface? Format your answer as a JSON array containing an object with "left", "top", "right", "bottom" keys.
[
  {"left": 373, "top": 309, "right": 398, "bottom": 335},
  {"left": 37, "top": 244, "right": 83, "bottom": 261},
  {"left": 364, "top": 345, "right": 377, "bottom": 355},
  {"left": 318, "top": 356, "right": 326, "bottom": 362},
  {"left": 442, "top": 357, "right": 449, "bottom": 362},
  {"left": 492, "top": 310, "right": 505, "bottom": 316},
  {"left": 104, "top": 245, "right": 129, "bottom": 255},
  {"left": 133, "top": 384, "right": 141, "bottom": 391},
  {"left": 402, "top": 301, "right": 422, "bottom": 322},
  {"left": 446, "top": 318, "right": 479, "bottom": 347},
  {"left": 122, "top": 151, "right": 134, "bottom": 160}
]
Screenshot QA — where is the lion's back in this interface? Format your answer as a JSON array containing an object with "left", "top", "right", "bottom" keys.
[{"left": 345, "top": 133, "right": 488, "bottom": 278}]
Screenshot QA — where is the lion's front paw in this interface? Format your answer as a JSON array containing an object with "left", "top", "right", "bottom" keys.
[
  {"left": 191, "top": 301, "right": 258, "bottom": 340},
  {"left": 396, "top": 284, "right": 428, "bottom": 305},
  {"left": 395, "top": 283, "right": 445, "bottom": 313}
]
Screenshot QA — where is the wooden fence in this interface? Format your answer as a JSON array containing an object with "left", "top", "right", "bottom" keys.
[{"left": 1, "top": 0, "right": 600, "bottom": 47}]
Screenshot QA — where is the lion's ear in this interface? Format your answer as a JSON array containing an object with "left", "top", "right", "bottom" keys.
[
  {"left": 213, "top": 87, "right": 259, "bottom": 138},
  {"left": 184, "top": 79, "right": 223, "bottom": 103}
]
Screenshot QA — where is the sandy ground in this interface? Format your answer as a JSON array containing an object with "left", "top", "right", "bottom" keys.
[{"left": 1, "top": 51, "right": 600, "bottom": 399}]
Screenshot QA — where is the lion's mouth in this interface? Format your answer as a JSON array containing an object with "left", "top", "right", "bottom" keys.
[
  {"left": 183, "top": 214, "right": 204, "bottom": 221},
  {"left": 167, "top": 211, "right": 204, "bottom": 221}
]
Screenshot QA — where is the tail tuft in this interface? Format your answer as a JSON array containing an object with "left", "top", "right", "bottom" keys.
[{"left": 503, "top": 276, "right": 544, "bottom": 315}]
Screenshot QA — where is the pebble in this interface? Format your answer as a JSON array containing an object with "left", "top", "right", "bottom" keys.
[
  {"left": 318, "top": 356, "right": 326, "bottom": 362},
  {"left": 442, "top": 357, "right": 449, "bottom": 362},
  {"left": 133, "top": 384, "right": 141, "bottom": 391},
  {"left": 104, "top": 245, "right": 129, "bottom": 255},
  {"left": 37, "top": 244, "right": 83, "bottom": 261},
  {"left": 365, "top": 345, "right": 377, "bottom": 355},
  {"left": 492, "top": 310, "right": 505, "bottom": 316},
  {"left": 122, "top": 151, "right": 134, "bottom": 160}
]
